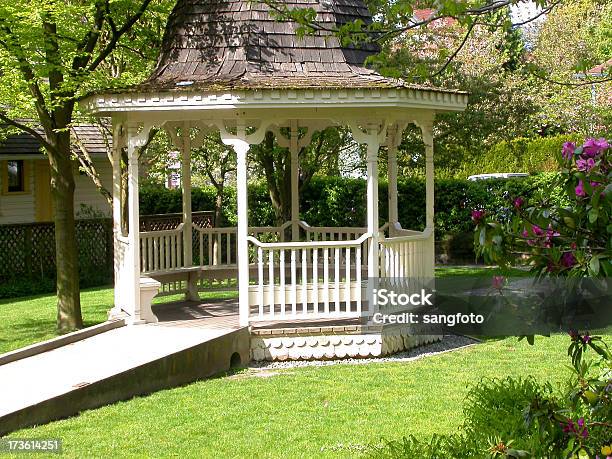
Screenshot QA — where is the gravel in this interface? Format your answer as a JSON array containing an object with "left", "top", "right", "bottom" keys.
[{"left": 248, "top": 334, "right": 478, "bottom": 370}]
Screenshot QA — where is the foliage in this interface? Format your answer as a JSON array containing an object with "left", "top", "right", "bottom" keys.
[
  {"left": 437, "top": 134, "right": 584, "bottom": 179},
  {"left": 139, "top": 174, "right": 563, "bottom": 238},
  {"left": 372, "top": 335, "right": 612, "bottom": 458},
  {"left": 474, "top": 138, "right": 611, "bottom": 277}
]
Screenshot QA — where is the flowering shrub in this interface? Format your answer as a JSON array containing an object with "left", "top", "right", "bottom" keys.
[{"left": 473, "top": 138, "right": 611, "bottom": 277}]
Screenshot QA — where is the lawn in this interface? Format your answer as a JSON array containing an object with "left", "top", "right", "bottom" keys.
[
  {"left": 4, "top": 334, "right": 595, "bottom": 458},
  {"left": 2, "top": 267, "right": 608, "bottom": 458}
]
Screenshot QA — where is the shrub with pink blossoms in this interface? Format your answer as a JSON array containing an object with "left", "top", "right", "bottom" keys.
[{"left": 474, "top": 138, "right": 611, "bottom": 277}]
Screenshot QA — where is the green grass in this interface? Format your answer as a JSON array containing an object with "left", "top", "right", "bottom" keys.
[
  {"left": 0, "top": 266, "right": 533, "bottom": 355},
  {"left": 6, "top": 334, "right": 600, "bottom": 458},
  {"left": 0, "top": 287, "right": 112, "bottom": 354},
  {"left": 2, "top": 268, "right": 609, "bottom": 457}
]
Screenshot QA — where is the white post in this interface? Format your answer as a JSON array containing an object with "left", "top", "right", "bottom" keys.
[
  {"left": 388, "top": 143, "right": 399, "bottom": 227},
  {"left": 421, "top": 122, "right": 435, "bottom": 230},
  {"left": 181, "top": 122, "right": 198, "bottom": 300},
  {"left": 290, "top": 120, "right": 299, "bottom": 241},
  {"left": 230, "top": 127, "right": 251, "bottom": 327},
  {"left": 126, "top": 125, "right": 143, "bottom": 323},
  {"left": 110, "top": 123, "right": 125, "bottom": 318},
  {"left": 419, "top": 120, "right": 435, "bottom": 280},
  {"left": 365, "top": 127, "right": 381, "bottom": 279}
]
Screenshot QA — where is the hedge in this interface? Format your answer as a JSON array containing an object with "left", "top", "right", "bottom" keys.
[
  {"left": 443, "top": 134, "right": 582, "bottom": 179},
  {"left": 141, "top": 173, "right": 562, "bottom": 238}
]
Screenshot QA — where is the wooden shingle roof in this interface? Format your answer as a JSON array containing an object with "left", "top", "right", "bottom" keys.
[
  {"left": 0, "top": 124, "right": 109, "bottom": 157},
  {"left": 140, "top": 0, "right": 403, "bottom": 91}
]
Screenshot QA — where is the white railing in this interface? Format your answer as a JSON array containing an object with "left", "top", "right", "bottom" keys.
[
  {"left": 139, "top": 224, "right": 184, "bottom": 273},
  {"left": 192, "top": 223, "right": 288, "bottom": 268},
  {"left": 297, "top": 221, "right": 368, "bottom": 242},
  {"left": 379, "top": 226, "right": 434, "bottom": 280},
  {"left": 246, "top": 233, "right": 372, "bottom": 322}
]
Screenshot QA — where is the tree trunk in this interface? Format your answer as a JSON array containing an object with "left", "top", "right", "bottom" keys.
[
  {"left": 214, "top": 184, "right": 224, "bottom": 227},
  {"left": 48, "top": 129, "right": 83, "bottom": 332}
]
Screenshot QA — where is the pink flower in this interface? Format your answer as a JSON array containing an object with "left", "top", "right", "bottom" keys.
[
  {"left": 471, "top": 209, "right": 485, "bottom": 223},
  {"left": 513, "top": 197, "right": 524, "bottom": 209},
  {"left": 545, "top": 225, "right": 559, "bottom": 242},
  {"left": 492, "top": 275, "right": 505, "bottom": 290},
  {"left": 532, "top": 225, "right": 544, "bottom": 236},
  {"left": 562, "top": 142, "right": 576, "bottom": 160},
  {"left": 561, "top": 252, "right": 576, "bottom": 268},
  {"left": 576, "top": 157, "right": 596, "bottom": 171},
  {"left": 575, "top": 180, "right": 586, "bottom": 197},
  {"left": 582, "top": 138, "right": 609, "bottom": 158}
]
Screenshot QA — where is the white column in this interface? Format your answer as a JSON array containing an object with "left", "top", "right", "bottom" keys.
[
  {"left": 110, "top": 123, "right": 124, "bottom": 317},
  {"left": 421, "top": 122, "right": 435, "bottom": 229},
  {"left": 181, "top": 123, "right": 198, "bottom": 301},
  {"left": 126, "top": 125, "right": 143, "bottom": 322},
  {"left": 290, "top": 120, "right": 299, "bottom": 241},
  {"left": 233, "top": 131, "right": 251, "bottom": 327},
  {"left": 365, "top": 129, "right": 381, "bottom": 279},
  {"left": 419, "top": 120, "right": 435, "bottom": 280},
  {"left": 387, "top": 143, "right": 399, "bottom": 227}
]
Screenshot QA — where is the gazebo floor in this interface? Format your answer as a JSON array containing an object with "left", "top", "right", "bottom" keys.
[{"left": 152, "top": 298, "right": 441, "bottom": 362}]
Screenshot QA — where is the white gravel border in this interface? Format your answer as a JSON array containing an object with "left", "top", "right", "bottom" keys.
[{"left": 248, "top": 334, "right": 478, "bottom": 370}]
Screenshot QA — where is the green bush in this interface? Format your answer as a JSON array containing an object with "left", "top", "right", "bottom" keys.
[
  {"left": 140, "top": 174, "right": 563, "bottom": 262},
  {"left": 371, "top": 377, "right": 558, "bottom": 458},
  {"left": 452, "top": 134, "right": 582, "bottom": 178}
]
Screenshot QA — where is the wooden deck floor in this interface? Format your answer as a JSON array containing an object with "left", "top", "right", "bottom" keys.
[{"left": 152, "top": 298, "right": 368, "bottom": 331}]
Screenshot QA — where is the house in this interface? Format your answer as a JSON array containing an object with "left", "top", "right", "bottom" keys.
[{"left": 0, "top": 125, "right": 112, "bottom": 224}]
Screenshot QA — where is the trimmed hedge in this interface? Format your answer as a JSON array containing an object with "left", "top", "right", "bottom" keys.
[
  {"left": 443, "top": 134, "right": 582, "bottom": 179},
  {"left": 141, "top": 173, "right": 561, "bottom": 237}
]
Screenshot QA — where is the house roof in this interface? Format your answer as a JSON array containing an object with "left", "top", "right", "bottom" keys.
[
  {"left": 586, "top": 58, "right": 612, "bottom": 76},
  {"left": 0, "top": 124, "right": 110, "bottom": 157}
]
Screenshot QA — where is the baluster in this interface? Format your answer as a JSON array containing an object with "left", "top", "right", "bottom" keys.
[
  {"left": 280, "top": 249, "right": 286, "bottom": 317},
  {"left": 257, "top": 247, "right": 264, "bottom": 319},
  {"left": 208, "top": 233, "right": 213, "bottom": 266},
  {"left": 356, "top": 245, "right": 362, "bottom": 316},
  {"left": 323, "top": 247, "right": 329, "bottom": 315},
  {"left": 268, "top": 250, "right": 274, "bottom": 318},
  {"left": 154, "top": 236, "right": 159, "bottom": 271},
  {"left": 199, "top": 231, "right": 204, "bottom": 268},
  {"left": 301, "top": 248, "right": 308, "bottom": 315},
  {"left": 291, "top": 249, "right": 297, "bottom": 318},
  {"left": 312, "top": 248, "right": 318, "bottom": 316},
  {"left": 147, "top": 237, "right": 153, "bottom": 272},
  {"left": 177, "top": 232, "right": 183, "bottom": 267},
  {"left": 345, "top": 246, "right": 351, "bottom": 313},
  {"left": 334, "top": 247, "right": 340, "bottom": 315},
  {"left": 165, "top": 235, "right": 171, "bottom": 270},
  {"left": 226, "top": 232, "right": 231, "bottom": 265}
]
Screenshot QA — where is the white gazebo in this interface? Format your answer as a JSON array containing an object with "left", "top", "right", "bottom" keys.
[{"left": 81, "top": 0, "right": 467, "bottom": 330}]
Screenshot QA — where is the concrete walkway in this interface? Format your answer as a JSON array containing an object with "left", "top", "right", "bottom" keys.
[{"left": 0, "top": 300, "right": 248, "bottom": 435}]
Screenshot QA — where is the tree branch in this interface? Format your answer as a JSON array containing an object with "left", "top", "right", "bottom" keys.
[
  {"left": 87, "top": 0, "right": 154, "bottom": 72},
  {"left": 72, "top": 128, "right": 113, "bottom": 206},
  {"left": 0, "top": 113, "right": 57, "bottom": 153},
  {"left": 430, "top": 20, "right": 477, "bottom": 78}
]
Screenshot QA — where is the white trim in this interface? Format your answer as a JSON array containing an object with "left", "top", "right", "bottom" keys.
[{"left": 81, "top": 87, "right": 468, "bottom": 116}]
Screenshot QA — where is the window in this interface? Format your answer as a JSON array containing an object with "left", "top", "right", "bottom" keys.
[{"left": 7, "top": 160, "right": 25, "bottom": 192}]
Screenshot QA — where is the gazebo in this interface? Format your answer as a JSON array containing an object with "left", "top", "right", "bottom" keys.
[{"left": 81, "top": 0, "right": 468, "bottom": 335}]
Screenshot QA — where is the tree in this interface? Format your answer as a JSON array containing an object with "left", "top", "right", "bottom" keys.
[
  {"left": 251, "top": 128, "right": 352, "bottom": 225},
  {"left": 0, "top": 1, "right": 171, "bottom": 332}
]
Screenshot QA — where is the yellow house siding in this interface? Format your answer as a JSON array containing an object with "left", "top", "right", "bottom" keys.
[
  {"left": 0, "top": 157, "right": 112, "bottom": 224},
  {"left": 74, "top": 158, "right": 112, "bottom": 218},
  {"left": 0, "top": 160, "right": 36, "bottom": 224}
]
